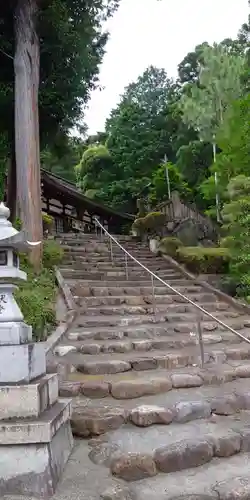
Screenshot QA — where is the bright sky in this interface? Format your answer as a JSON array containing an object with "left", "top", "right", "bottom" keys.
[{"left": 84, "top": 0, "right": 249, "bottom": 135}]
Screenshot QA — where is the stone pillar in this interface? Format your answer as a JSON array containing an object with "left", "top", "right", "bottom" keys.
[{"left": 0, "top": 203, "right": 73, "bottom": 497}]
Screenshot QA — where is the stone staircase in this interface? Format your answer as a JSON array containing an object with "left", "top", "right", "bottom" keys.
[{"left": 53, "top": 233, "right": 250, "bottom": 499}]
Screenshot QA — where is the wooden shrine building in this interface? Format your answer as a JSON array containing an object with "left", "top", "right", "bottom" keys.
[{"left": 41, "top": 170, "right": 134, "bottom": 234}]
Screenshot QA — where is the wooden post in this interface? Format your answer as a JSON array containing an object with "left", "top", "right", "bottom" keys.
[{"left": 14, "top": 0, "right": 42, "bottom": 270}]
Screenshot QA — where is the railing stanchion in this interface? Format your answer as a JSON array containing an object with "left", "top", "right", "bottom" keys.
[
  {"left": 151, "top": 274, "right": 156, "bottom": 317},
  {"left": 197, "top": 311, "right": 205, "bottom": 368},
  {"left": 125, "top": 252, "right": 129, "bottom": 280},
  {"left": 110, "top": 237, "right": 114, "bottom": 265}
]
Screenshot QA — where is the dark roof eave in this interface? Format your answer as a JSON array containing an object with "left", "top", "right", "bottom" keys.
[{"left": 41, "top": 169, "right": 134, "bottom": 221}]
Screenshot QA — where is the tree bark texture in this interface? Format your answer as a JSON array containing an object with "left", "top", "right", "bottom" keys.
[
  {"left": 6, "top": 136, "right": 17, "bottom": 223},
  {"left": 14, "top": 0, "right": 42, "bottom": 270}
]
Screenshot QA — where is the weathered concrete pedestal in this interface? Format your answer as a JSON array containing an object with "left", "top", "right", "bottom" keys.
[{"left": 0, "top": 203, "right": 73, "bottom": 497}]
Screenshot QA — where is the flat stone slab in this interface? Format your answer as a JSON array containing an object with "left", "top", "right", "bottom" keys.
[
  {"left": 0, "top": 373, "right": 58, "bottom": 420},
  {"left": 0, "top": 399, "right": 71, "bottom": 444}
]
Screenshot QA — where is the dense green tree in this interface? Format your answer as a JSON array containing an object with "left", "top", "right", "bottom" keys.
[
  {"left": 0, "top": 0, "right": 120, "bottom": 242},
  {"left": 76, "top": 144, "right": 114, "bottom": 191},
  {"left": 149, "top": 161, "right": 191, "bottom": 206},
  {"left": 176, "top": 140, "right": 213, "bottom": 209},
  {"left": 99, "top": 66, "right": 196, "bottom": 211}
]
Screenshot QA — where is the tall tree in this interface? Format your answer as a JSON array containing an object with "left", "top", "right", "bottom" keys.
[
  {"left": 179, "top": 43, "right": 245, "bottom": 221},
  {"left": 103, "top": 66, "right": 192, "bottom": 211},
  {"left": 14, "top": 0, "right": 42, "bottom": 267},
  {"left": 0, "top": 0, "right": 120, "bottom": 266}
]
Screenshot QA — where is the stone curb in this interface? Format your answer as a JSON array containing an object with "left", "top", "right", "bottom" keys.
[
  {"left": 55, "top": 267, "right": 77, "bottom": 311},
  {"left": 44, "top": 268, "right": 77, "bottom": 355},
  {"left": 107, "top": 426, "right": 250, "bottom": 481},
  {"left": 70, "top": 390, "right": 250, "bottom": 438}
]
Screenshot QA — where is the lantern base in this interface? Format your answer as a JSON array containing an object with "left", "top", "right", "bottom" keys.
[
  {"left": 0, "top": 320, "right": 32, "bottom": 345},
  {"left": 0, "top": 416, "right": 73, "bottom": 498},
  {"left": 0, "top": 342, "right": 46, "bottom": 383}
]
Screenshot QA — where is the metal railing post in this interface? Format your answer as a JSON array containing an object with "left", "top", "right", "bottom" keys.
[
  {"left": 110, "top": 237, "right": 114, "bottom": 265},
  {"left": 196, "top": 311, "right": 205, "bottom": 368},
  {"left": 151, "top": 274, "right": 156, "bottom": 316},
  {"left": 124, "top": 252, "right": 129, "bottom": 280}
]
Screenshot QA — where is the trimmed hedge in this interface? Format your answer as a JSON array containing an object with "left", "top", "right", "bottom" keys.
[
  {"left": 176, "top": 246, "right": 230, "bottom": 274},
  {"left": 159, "top": 237, "right": 183, "bottom": 258}
]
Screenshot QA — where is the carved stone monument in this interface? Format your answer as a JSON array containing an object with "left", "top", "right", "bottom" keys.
[{"left": 0, "top": 203, "right": 73, "bottom": 497}]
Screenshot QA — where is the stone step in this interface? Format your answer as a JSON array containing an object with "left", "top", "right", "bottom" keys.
[
  {"left": 74, "top": 311, "right": 246, "bottom": 329},
  {"left": 106, "top": 453, "right": 250, "bottom": 500},
  {"left": 75, "top": 293, "right": 217, "bottom": 307},
  {"left": 61, "top": 263, "right": 177, "bottom": 273},
  {"left": 70, "top": 283, "right": 205, "bottom": 297},
  {"left": 60, "top": 269, "right": 183, "bottom": 281},
  {"left": 63, "top": 256, "right": 163, "bottom": 264},
  {"left": 78, "top": 301, "right": 230, "bottom": 317},
  {"left": 69, "top": 377, "right": 250, "bottom": 435},
  {"left": 56, "top": 343, "right": 250, "bottom": 376},
  {"left": 68, "top": 280, "right": 199, "bottom": 291},
  {"left": 60, "top": 363, "right": 239, "bottom": 400},
  {"left": 63, "top": 248, "right": 155, "bottom": 258},
  {"left": 68, "top": 323, "right": 250, "bottom": 343},
  {"left": 90, "top": 412, "right": 250, "bottom": 484},
  {"left": 60, "top": 332, "right": 240, "bottom": 356}
]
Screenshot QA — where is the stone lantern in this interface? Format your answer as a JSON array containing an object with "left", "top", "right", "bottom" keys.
[{"left": 0, "top": 203, "right": 73, "bottom": 497}]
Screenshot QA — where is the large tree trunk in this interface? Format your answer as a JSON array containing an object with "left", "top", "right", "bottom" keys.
[
  {"left": 14, "top": 0, "right": 42, "bottom": 270},
  {"left": 6, "top": 122, "right": 17, "bottom": 222},
  {"left": 6, "top": 139, "right": 17, "bottom": 223}
]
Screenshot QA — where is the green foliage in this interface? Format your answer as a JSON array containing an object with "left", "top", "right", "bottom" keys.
[
  {"left": 149, "top": 162, "right": 191, "bottom": 205},
  {"left": 220, "top": 176, "right": 250, "bottom": 297},
  {"left": 159, "top": 237, "right": 183, "bottom": 258},
  {"left": 200, "top": 93, "right": 250, "bottom": 211},
  {"left": 15, "top": 240, "right": 64, "bottom": 341},
  {"left": 42, "top": 240, "right": 64, "bottom": 268},
  {"left": 176, "top": 141, "right": 213, "bottom": 209},
  {"left": 180, "top": 43, "right": 245, "bottom": 143},
  {"left": 76, "top": 144, "right": 115, "bottom": 197},
  {"left": 177, "top": 246, "right": 230, "bottom": 274},
  {"left": 101, "top": 66, "right": 196, "bottom": 212}
]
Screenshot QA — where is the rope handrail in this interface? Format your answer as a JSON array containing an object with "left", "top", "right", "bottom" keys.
[{"left": 94, "top": 217, "right": 250, "bottom": 346}]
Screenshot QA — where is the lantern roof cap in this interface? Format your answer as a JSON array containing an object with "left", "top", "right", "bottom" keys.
[{"left": 0, "top": 203, "right": 41, "bottom": 250}]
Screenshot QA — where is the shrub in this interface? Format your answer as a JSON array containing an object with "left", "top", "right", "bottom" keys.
[
  {"left": 43, "top": 240, "right": 64, "bottom": 268},
  {"left": 15, "top": 240, "right": 63, "bottom": 341},
  {"left": 159, "top": 237, "right": 183, "bottom": 258},
  {"left": 132, "top": 211, "right": 166, "bottom": 238},
  {"left": 177, "top": 246, "right": 230, "bottom": 274}
]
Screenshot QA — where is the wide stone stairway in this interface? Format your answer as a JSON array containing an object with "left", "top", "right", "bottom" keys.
[{"left": 52, "top": 232, "right": 250, "bottom": 500}]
